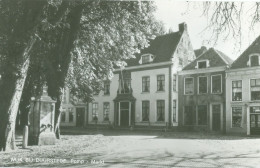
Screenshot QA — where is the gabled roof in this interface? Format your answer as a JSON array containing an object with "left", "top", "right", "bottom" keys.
[
  {"left": 125, "top": 31, "right": 183, "bottom": 67},
  {"left": 231, "top": 35, "right": 260, "bottom": 69},
  {"left": 183, "top": 48, "right": 233, "bottom": 70}
]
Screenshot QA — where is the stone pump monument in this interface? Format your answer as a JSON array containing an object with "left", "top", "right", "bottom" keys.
[{"left": 28, "top": 85, "right": 56, "bottom": 145}]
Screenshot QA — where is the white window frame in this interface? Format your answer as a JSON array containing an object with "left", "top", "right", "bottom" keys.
[
  {"left": 231, "top": 80, "right": 242, "bottom": 102},
  {"left": 211, "top": 74, "right": 222, "bottom": 94},
  {"left": 157, "top": 74, "right": 165, "bottom": 92},
  {"left": 196, "top": 59, "right": 209, "bottom": 69},
  {"left": 184, "top": 77, "right": 194, "bottom": 95},
  {"left": 198, "top": 76, "right": 208, "bottom": 94}
]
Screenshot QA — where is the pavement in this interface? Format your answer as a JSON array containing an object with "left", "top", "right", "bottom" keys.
[{"left": 1, "top": 127, "right": 260, "bottom": 167}]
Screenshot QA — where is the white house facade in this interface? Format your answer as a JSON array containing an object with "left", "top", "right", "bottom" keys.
[{"left": 87, "top": 23, "right": 196, "bottom": 128}]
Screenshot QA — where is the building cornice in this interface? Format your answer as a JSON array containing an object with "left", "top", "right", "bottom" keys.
[
  {"left": 114, "top": 61, "right": 173, "bottom": 72},
  {"left": 226, "top": 66, "right": 260, "bottom": 73},
  {"left": 178, "top": 66, "right": 226, "bottom": 75}
]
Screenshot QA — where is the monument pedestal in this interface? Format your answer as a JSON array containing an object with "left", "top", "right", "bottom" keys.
[{"left": 29, "top": 86, "right": 56, "bottom": 145}]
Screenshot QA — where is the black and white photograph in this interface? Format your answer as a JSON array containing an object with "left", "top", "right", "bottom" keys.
[{"left": 0, "top": 0, "right": 260, "bottom": 167}]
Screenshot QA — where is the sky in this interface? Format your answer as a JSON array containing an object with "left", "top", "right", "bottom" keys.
[{"left": 154, "top": 1, "right": 260, "bottom": 60}]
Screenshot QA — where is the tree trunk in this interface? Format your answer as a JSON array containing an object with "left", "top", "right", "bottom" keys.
[
  {"left": 54, "top": 87, "right": 63, "bottom": 139},
  {"left": 0, "top": 37, "right": 36, "bottom": 151},
  {"left": 46, "top": 5, "right": 84, "bottom": 139}
]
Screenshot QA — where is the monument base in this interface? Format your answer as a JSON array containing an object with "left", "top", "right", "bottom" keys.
[{"left": 38, "top": 132, "right": 56, "bottom": 145}]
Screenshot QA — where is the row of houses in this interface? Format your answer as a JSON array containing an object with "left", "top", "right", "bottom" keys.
[{"left": 60, "top": 22, "right": 260, "bottom": 135}]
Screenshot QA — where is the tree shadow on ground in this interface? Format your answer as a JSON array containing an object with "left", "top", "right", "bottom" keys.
[
  {"left": 5, "top": 149, "right": 259, "bottom": 167},
  {"left": 61, "top": 127, "right": 260, "bottom": 140}
]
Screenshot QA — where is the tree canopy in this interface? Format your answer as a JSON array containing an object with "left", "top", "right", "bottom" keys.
[{"left": 0, "top": 0, "right": 164, "bottom": 151}]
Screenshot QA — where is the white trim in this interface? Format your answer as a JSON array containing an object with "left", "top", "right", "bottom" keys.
[
  {"left": 196, "top": 59, "right": 209, "bottom": 69},
  {"left": 179, "top": 66, "right": 226, "bottom": 75},
  {"left": 211, "top": 74, "right": 222, "bottom": 94},
  {"left": 184, "top": 77, "right": 194, "bottom": 95},
  {"left": 198, "top": 76, "right": 208, "bottom": 94},
  {"left": 114, "top": 61, "right": 172, "bottom": 72}
]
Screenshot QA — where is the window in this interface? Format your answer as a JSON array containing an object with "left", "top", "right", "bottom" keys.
[
  {"left": 142, "top": 101, "right": 149, "bottom": 121},
  {"left": 250, "top": 106, "right": 260, "bottom": 113},
  {"left": 61, "top": 112, "right": 66, "bottom": 122},
  {"left": 157, "top": 75, "right": 165, "bottom": 91},
  {"left": 250, "top": 55, "right": 259, "bottom": 67},
  {"left": 184, "top": 77, "right": 194, "bottom": 94},
  {"left": 198, "top": 76, "right": 207, "bottom": 94},
  {"left": 173, "top": 74, "right": 177, "bottom": 91},
  {"left": 184, "top": 106, "right": 194, "bottom": 125},
  {"left": 157, "top": 100, "right": 165, "bottom": 121},
  {"left": 69, "top": 108, "right": 73, "bottom": 122},
  {"left": 142, "top": 55, "right": 150, "bottom": 64},
  {"left": 232, "top": 81, "right": 242, "bottom": 101},
  {"left": 232, "top": 107, "right": 242, "bottom": 127},
  {"left": 212, "top": 75, "right": 222, "bottom": 94},
  {"left": 173, "top": 100, "right": 177, "bottom": 122},
  {"left": 104, "top": 81, "right": 110, "bottom": 95},
  {"left": 92, "top": 103, "right": 98, "bottom": 121},
  {"left": 198, "top": 105, "right": 207, "bottom": 125},
  {"left": 103, "top": 102, "right": 109, "bottom": 121},
  {"left": 142, "top": 77, "right": 150, "bottom": 92},
  {"left": 198, "top": 60, "right": 207, "bottom": 69},
  {"left": 251, "top": 79, "right": 260, "bottom": 101}
]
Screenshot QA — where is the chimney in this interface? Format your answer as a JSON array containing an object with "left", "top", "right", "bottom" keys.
[
  {"left": 178, "top": 22, "right": 187, "bottom": 32},
  {"left": 201, "top": 46, "right": 207, "bottom": 53}
]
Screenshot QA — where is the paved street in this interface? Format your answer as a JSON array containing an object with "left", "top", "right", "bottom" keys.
[{"left": 1, "top": 128, "right": 260, "bottom": 167}]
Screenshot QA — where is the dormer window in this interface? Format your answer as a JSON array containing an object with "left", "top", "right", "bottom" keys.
[
  {"left": 250, "top": 55, "right": 260, "bottom": 67},
  {"left": 139, "top": 54, "right": 155, "bottom": 64},
  {"left": 196, "top": 60, "right": 209, "bottom": 69},
  {"left": 142, "top": 55, "right": 150, "bottom": 64}
]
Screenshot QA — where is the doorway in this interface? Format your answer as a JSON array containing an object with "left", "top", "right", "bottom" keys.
[
  {"left": 211, "top": 104, "right": 221, "bottom": 131},
  {"left": 120, "top": 102, "right": 130, "bottom": 127},
  {"left": 76, "top": 107, "right": 85, "bottom": 127}
]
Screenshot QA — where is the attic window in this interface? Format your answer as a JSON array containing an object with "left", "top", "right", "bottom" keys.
[
  {"left": 196, "top": 60, "right": 209, "bottom": 69},
  {"left": 250, "top": 55, "right": 260, "bottom": 67},
  {"left": 140, "top": 54, "right": 155, "bottom": 64},
  {"left": 142, "top": 55, "right": 150, "bottom": 64}
]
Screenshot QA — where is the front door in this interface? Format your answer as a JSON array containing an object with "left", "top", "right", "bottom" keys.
[
  {"left": 76, "top": 108, "right": 85, "bottom": 127},
  {"left": 212, "top": 104, "right": 221, "bottom": 131},
  {"left": 250, "top": 114, "right": 260, "bottom": 135},
  {"left": 120, "top": 102, "right": 130, "bottom": 127}
]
